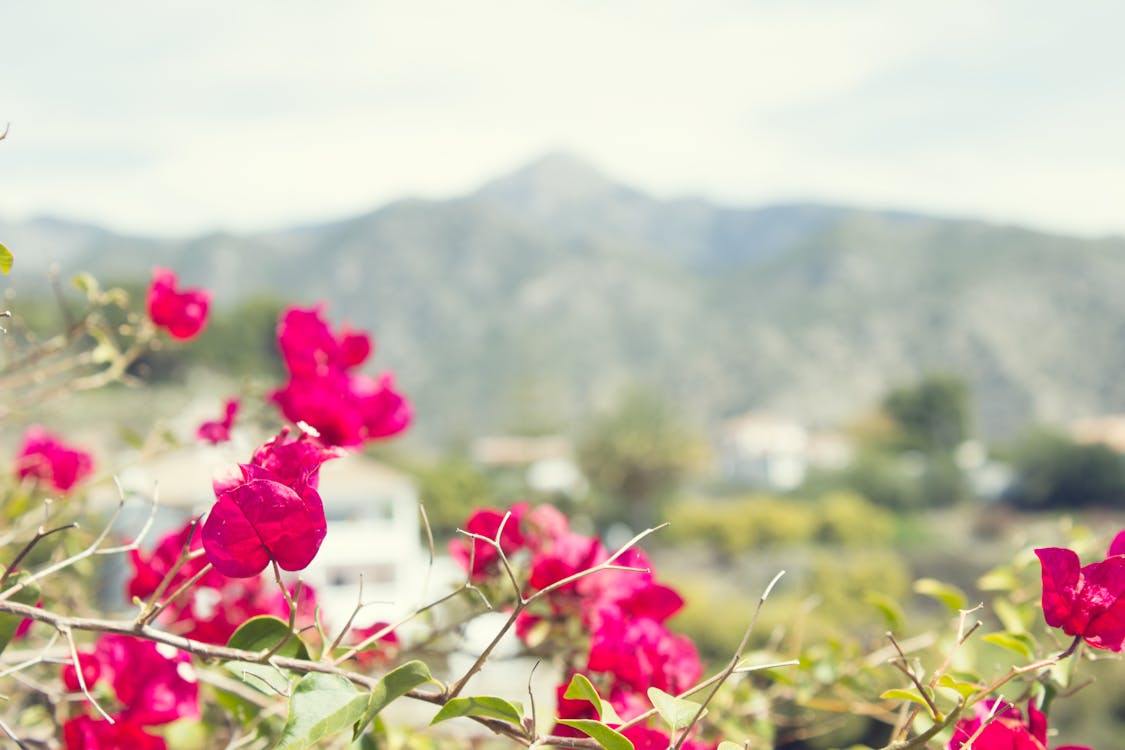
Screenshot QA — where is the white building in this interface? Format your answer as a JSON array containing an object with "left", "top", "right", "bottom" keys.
[{"left": 718, "top": 411, "right": 853, "bottom": 490}]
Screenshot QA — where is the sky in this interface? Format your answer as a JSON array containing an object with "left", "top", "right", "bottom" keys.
[{"left": 3, "top": 1, "right": 1124, "bottom": 237}]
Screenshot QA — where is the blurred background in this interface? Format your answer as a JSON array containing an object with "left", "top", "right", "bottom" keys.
[{"left": 3, "top": 2, "right": 1125, "bottom": 747}]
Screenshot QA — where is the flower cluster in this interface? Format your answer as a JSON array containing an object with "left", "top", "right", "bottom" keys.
[
  {"left": 270, "top": 306, "right": 411, "bottom": 447},
  {"left": 948, "top": 699, "right": 1090, "bottom": 750},
  {"left": 62, "top": 634, "right": 199, "bottom": 750},
  {"left": 129, "top": 518, "right": 318, "bottom": 644},
  {"left": 146, "top": 268, "right": 210, "bottom": 341},
  {"left": 14, "top": 426, "right": 94, "bottom": 494},
  {"left": 1036, "top": 529, "right": 1125, "bottom": 652},
  {"left": 451, "top": 503, "right": 703, "bottom": 746},
  {"left": 202, "top": 428, "right": 342, "bottom": 578}
]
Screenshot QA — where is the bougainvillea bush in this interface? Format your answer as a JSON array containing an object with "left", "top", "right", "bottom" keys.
[{"left": 0, "top": 259, "right": 1121, "bottom": 750}]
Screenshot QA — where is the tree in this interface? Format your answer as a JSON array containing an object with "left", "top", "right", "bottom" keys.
[
  {"left": 881, "top": 372, "right": 971, "bottom": 454},
  {"left": 1004, "top": 428, "right": 1125, "bottom": 509},
  {"left": 577, "top": 387, "right": 707, "bottom": 528}
]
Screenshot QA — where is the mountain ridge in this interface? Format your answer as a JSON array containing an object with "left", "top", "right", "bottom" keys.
[{"left": 4, "top": 153, "right": 1125, "bottom": 442}]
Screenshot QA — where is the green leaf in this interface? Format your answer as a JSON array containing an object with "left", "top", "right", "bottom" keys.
[
  {"left": 213, "top": 685, "right": 263, "bottom": 726},
  {"left": 992, "top": 598, "right": 1027, "bottom": 634},
  {"left": 981, "top": 631, "right": 1035, "bottom": 660},
  {"left": 564, "top": 673, "right": 623, "bottom": 724},
  {"left": 353, "top": 660, "right": 434, "bottom": 739},
  {"left": 0, "top": 243, "right": 12, "bottom": 274},
  {"left": 0, "top": 573, "right": 40, "bottom": 655},
  {"left": 913, "top": 578, "right": 968, "bottom": 612},
  {"left": 647, "top": 686, "right": 704, "bottom": 730},
  {"left": 556, "top": 719, "right": 633, "bottom": 750},
  {"left": 718, "top": 743, "right": 745, "bottom": 750},
  {"left": 224, "top": 615, "right": 309, "bottom": 693},
  {"left": 937, "top": 674, "right": 979, "bottom": 699},
  {"left": 880, "top": 688, "right": 935, "bottom": 717},
  {"left": 864, "top": 590, "right": 906, "bottom": 630},
  {"left": 430, "top": 696, "right": 525, "bottom": 727},
  {"left": 977, "top": 566, "right": 1020, "bottom": 592},
  {"left": 275, "top": 673, "right": 369, "bottom": 750}
]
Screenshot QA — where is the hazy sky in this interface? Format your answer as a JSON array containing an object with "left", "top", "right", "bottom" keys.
[{"left": 3, "top": 1, "right": 1123, "bottom": 237}]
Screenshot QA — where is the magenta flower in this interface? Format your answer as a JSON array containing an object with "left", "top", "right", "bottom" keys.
[
  {"left": 1110, "top": 529, "right": 1125, "bottom": 558},
  {"left": 146, "top": 267, "right": 210, "bottom": 341},
  {"left": 61, "top": 634, "right": 198, "bottom": 738},
  {"left": 1036, "top": 540, "right": 1125, "bottom": 652},
  {"left": 64, "top": 715, "right": 168, "bottom": 750},
  {"left": 349, "top": 622, "right": 400, "bottom": 669},
  {"left": 270, "top": 306, "right": 411, "bottom": 447},
  {"left": 948, "top": 700, "right": 1090, "bottom": 750},
  {"left": 14, "top": 425, "right": 94, "bottom": 493},
  {"left": 587, "top": 614, "right": 702, "bottom": 696},
  {"left": 449, "top": 504, "right": 530, "bottom": 581},
  {"left": 129, "top": 518, "right": 319, "bottom": 643},
  {"left": 202, "top": 429, "right": 341, "bottom": 577},
  {"left": 621, "top": 726, "right": 710, "bottom": 750},
  {"left": 196, "top": 398, "right": 239, "bottom": 444}
]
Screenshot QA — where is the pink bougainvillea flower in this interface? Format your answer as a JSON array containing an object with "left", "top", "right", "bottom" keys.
[
  {"left": 581, "top": 548, "right": 685, "bottom": 624},
  {"left": 948, "top": 700, "right": 1090, "bottom": 750},
  {"left": 61, "top": 651, "right": 102, "bottom": 693},
  {"left": 1036, "top": 545, "right": 1125, "bottom": 652},
  {"left": 146, "top": 267, "right": 211, "bottom": 341},
  {"left": 128, "top": 518, "right": 319, "bottom": 644},
  {"left": 527, "top": 531, "right": 607, "bottom": 593},
  {"left": 14, "top": 425, "right": 94, "bottom": 493},
  {"left": 621, "top": 725, "right": 710, "bottom": 750},
  {"left": 97, "top": 636, "right": 199, "bottom": 725},
  {"left": 202, "top": 429, "right": 341, "bottom": 578},
  {"left": 196, "top": 398, "right": 240, "bottom": 444},
  {"left": 349, "top": 622, "right": 400, "bottom": 669},
  {"left": 1109, "top": 529, "right": 1125, "bottom": 558},
  {"left": 64, "top": 715, "right": 168, "bottom": 750},
  {"left": 448, "top": 504, "right": 529, "bottom": 581},
  {"left": 587, "top": 613, "right": 702, "bottom": 695},
  {"left": 270, "top": 305, "right": 411, "bottom": 447},
  {"left": 60, "top": 634, "right": 198, "bottom": 730}
]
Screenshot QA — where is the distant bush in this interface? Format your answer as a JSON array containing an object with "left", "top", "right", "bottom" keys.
[
  {"left": 665, "top": 491, "right": 894, "bottom": 555},
  {"left": 1003, "top": 428, "right": 1125, "bottom": 509}
]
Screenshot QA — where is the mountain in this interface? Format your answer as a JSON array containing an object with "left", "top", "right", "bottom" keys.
[{"left": 4, "top": 153, "right": 1125, "bottom": 442}]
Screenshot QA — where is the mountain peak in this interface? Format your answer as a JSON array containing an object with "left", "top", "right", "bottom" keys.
[{"left": 476, "top": 151, "right": 637, "bottom": 211}]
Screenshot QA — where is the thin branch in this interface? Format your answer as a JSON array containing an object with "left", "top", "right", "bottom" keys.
[
  {"left": 332, "top": 583, "right": 478, "bottom": 667},
  {"left": 447, "top": 524, "right": 670, "bottom": 701},
  {"left": 670, "top": 570, "right": 786, "bottom": 750},
  {"left": 135, "top": 517, "right": 201, "bottom": 625},
  {"left": 0, "top": 717, "right": 30, "bottom": 750},
  {"left": 326, "top": 573, "right": 367, "bottom": 658},
  {"left": 144, "top": 563, "right": 213, "bottom": 624},
  {"left": 1, "top": 485, "right": 156, "bottom": 602},
  {"left": 60, "top": 625, "right": 113, "bottom": 723},
  {"left": 1, "top": 522, "right": 78, "bottom": 587},
  {"left": 887, "top": 632, "right": 940, "bottom": 719}
]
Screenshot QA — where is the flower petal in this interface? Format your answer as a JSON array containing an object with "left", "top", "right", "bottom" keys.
[
  {"left": 202, "top": 490, "right": 273, "bottom": 578},
  {"left": 1035, "top": 547, "right": 1084, "bottom": 633}
]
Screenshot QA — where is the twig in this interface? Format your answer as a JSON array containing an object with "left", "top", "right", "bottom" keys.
[
  {"left": 144, "top": 563, "right": 213, "bottom": 624},
  {"left": 887, "top": 632, "right": 940, "bottom": 719},
  {"left": 60, "top": 625, "right": 113, "bottom": 723},
  {"left": 670, "top": 570, "right": 786, "bottom": 750},
  {"left": 135, "top": 517, "right": 202, "bottom": 625},
  {"left": 326, "top": 574, "right": 367, "bottom": 658},
  {"left": 1, "top": 522, "right": 79, "bottom": 587},
  {"left": 446, "top": 524, "right": 668, "bottom": 700},
  {"left": 0, "top": 716, "right": 30, "bottom": 750}
]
